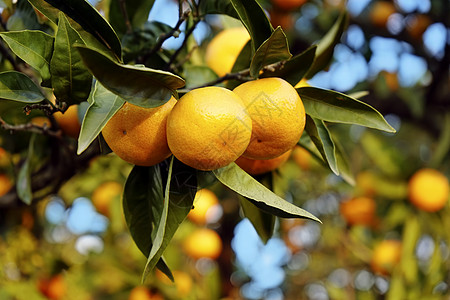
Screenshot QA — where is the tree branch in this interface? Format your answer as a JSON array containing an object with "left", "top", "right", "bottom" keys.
[{"left": 0, "top": 117, "right": 62, "bottom": 139}]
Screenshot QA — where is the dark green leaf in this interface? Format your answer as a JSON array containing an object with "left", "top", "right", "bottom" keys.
[
  {"left": 76, "top": 45, "right": 185, "bottom": 108},
  {"left": 184, "top": 65, "right": 218, "bottom": 89},
  {"left": 108, "top": 0, "right": 155, "bottom": 36},
  {"left": 249, "top": 26, "right": 291, "bottom": 78},
  {"left": 17, "top": 133, "right": 36, "bottom": 205},
  {"left": 7, "top": 0, "right": 43, "bottom": 31},
  {"left": 77, "top": 82, "right": 125, "bottom": 155},
  {"left": 213, "top": 163, "right": 320, "bottom": 222},
  {"left": 199, "top": 0, "right": 239, "bottom": 19},
  {"left": 0, "top": 30, "right": 54, "bottom": 84},
  {"left": 298, "top": 87, "right": 396, "bottom": 132},
  {"left": 39, "top": 0, "right": 122, "bottom": 59},
  {"left": 261, "top": 46, "right": 316, "bottom": 86},
  {"left": 142, "top": 158, "right": 197, "bottom": 281},
  {"left": 51, "top": 13, "right": 93, "bottom": 105},
  {"left": 306, "top": 12, "right": 348, "bottom": 78},
  {"left": 305, "top": 116, "right": 338, "bottom": 175},
  {"left": 27, "top": 0, "right": 60, "bottom": 23},
  {"left": 239, "top": 195, "right": 275, "bottom": 244},
  {"left": 0, "top": 71, "right": 46, "bottom": 103},
  {"left": 225, "top": 40, "right": 252, "bottom": 89},
  {"left": 229, "top": 0, "right": 273, "bottom": 53},
  {"left": 121, "top": 21, "right": 173, "bottom": 63}
]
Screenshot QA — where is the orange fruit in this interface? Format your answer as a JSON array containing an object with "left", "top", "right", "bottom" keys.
[
  {"left": 408, "top": 168, "right": 449, "bottom": 212},
  {"left": 92, "top": 181, "right": 123, "bottom": 216},
  {"left": 236, "top": 148, "right": 292, "bottom": 175},
  {"left": 205, "top": 27, "right": 250, "bottom": 77},
  {"left": 30, "top": 116, "right": 51, "bottom": 128},
  {"left": 406, "top": 14, "right": 431, "bottom": 40},
  {"left": 340, "top": 196, "right": 376, "bottom": 226},
  {"left": 369, "top": 1, "right": 396, "bottom": 28},
  {"left": 292, "top": 146, "right": 312, "bottom": 170},
  {"left": 233, "top": 78, "right": 305, "bottom": 160},
  {"left": 128, "top": 286, "right": 163, "bottom": 300},
  {"left": 102, "top": 97, "right": 176, "bottom": 166},
  {"left": 188, "top": 189, "right": 220, "bottom": 225},
  {"left": 38, "top": 274, "right": 67, "bottom": 300},
  {"left": 156, "top": 270, "right": 193, "bottom": 297},
  {"left": 54, "top": 105, "right": 81, "bottom": 138},
  {"left": 167, "top": 87, "right": 252, "bottom": 171},
  {"left": 271, "top": 0, "right": 307, "bottom": 11},
  {"left": 370, "top": 240, "right": 402, "bottom": 275},
  {"left": 0, "top": 174, "right": 12, "bottom": 197},
  {"left": 183, "top": 228, "right": 222, "bottom": 260},
  {"left": 269, "top": 9, "right": 294, "bottom": 30}
]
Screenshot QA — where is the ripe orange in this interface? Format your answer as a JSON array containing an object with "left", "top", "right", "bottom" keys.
[
  {"left": 102, "top": 97, "right": 176, "bottom": 166},
  {"left": 188, "top": 189, "right": 220, "bottom": 225},
  {"left": 38, "top": 274, "right": 67, "bottom": 300},
  {"left": 408, "top": 168, "right": 449, "bottom": 212},
  {"left": 156, "top": 270, "right": 193, "bottom": 297},
  {"left": 292, "top": 146, "right": 312, "bottom": 170},
  {"left": 0, "top": 173, "right": 12, "bottom": 197},
  {"left": 53, "top": 105, "right": 81, "bottom": 138},
  {"left": 206, "top": 27, "right": 250, "bottom": 77},
  {"left": 269, "top": 9, "right": 294, "bottom": 30},
  {"left": 30, "top": 116, "right": 51, "bottom": 128},
  {"left": 236, "top": 148, "right": 292, "bottom": 175},
  {"left": 340, "top": 196, "right": 376, "bottom": 226},
  {"left": 406, "top": 14, "right": 431, "bottom": 40},
  {"left": 183, "top": 228, "right": 222, "bottom": 260},
  {"left": 370, "top": 240, "right": 402, "bottom": 275},
  {"left": 271, "top": 0, "right": 307, "bottom": 11},
  {"left": 369, "top": 1, "right": 396, "bottom": 28},
  {"left": 233, "top": 78, "right": 305, "bottom": 160},
  {"left": 92, "top": 181, "right": 123, "bottom": 216},
  {"left": 167, "top": 87, "right": 252, "bottom": 171}
]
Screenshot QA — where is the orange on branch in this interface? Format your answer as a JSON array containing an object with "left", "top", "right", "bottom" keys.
[
  {"left": 102, "top": 97, "right": 176, "bottom": 166},
  {"left": 271, "top": 0, "right": 307, "bottom": 11},
  {"left": 371, "top": 240, "right": 402, "bottom": 275},
  {"left": 292, "top": 146, "right": 313, "bottom": 170},
  {"left": 236, "top": 149, "right": 292, "bottom": 175},
  {"left": 53, "top": 105, "right": 81, "bottom": 138},
  {"left": 167, "top": 87, "right": 252, "bottom": 171},
  {"left": 183, "top": 228, "right": 222, "bottom": 260},
  {"left": 369, "top": 1, "right": 396, "bottom": 28},
  {"left": 188, "top": 189, "right": 220, "bottom": 225},
  {"left": 206, "top": 27, "right": 250, "bottom": 77},
  {"left": 408, "top": 168, "right": 449, "bottom": 212},
  {"left": 92, "top": 181, "right": 123, "bottom": 216},
  {"left": 340, "top": 196, "right": 376, "bottom": 226},
  {"left": 0, "top": 173, "right": 12, "bottom": 197},
  {"left": 233, "top": 78, "right": 305, "bottom": 160}
]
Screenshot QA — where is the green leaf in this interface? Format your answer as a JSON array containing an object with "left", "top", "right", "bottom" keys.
[
  {"left": 199, "top": 0, "right": 239, "bottom": 19},
  {"left": 225, "top": 40, "right": 252, "bottom": 89},
  {"left": 306, "top": 12, "right": 349, "bottom": 78},
  {"left": 213, "top": 163, "right": 320, "bottom": 222},
  {"left": 142, "top": 158, "right": 197, "bottom": 281},
  {"left": 51, "top": 13, "right": 93, "bottom": 105},
  {"left": 76, "top": 45, "right": 185, "bottom": 108},
  {"left": 239, "top": 195, "right": 275, "bottom": 244},
  {"left": 334, "top": 139, "right": 355, "bottom": 185},
  {"left": 0, "top": 30, "right": 54, "bottom": 85},
  {"left": 77, "top": 82, "right": 125, "bottom": 154},
  {"left": 17, "top": 134, "right": 36, "bottom": 205},
  {"left": 261, "top": 46, "right": 316, "bottom": 86},
  {"left": 27, "top": 0, "right": 60, "bottom": 24},
  {"left": 305, "top": 116, "right": 338, "bottom": 175},
  {"left": 37, "top": 0, "right": 122, "bottom": 59},
  {"left": 108, "top": 0, "right": 155, "bottom": 36},
  {"left": 298, "top": 87, "right": 396, "bottom": 132},
  {"left": 0, "top": 71, "right": 46, "bottom": 103},
  {"left": 229, "top": 0, "right": 273, "bottom": 53},
  {"left": 183, "top": 65, "right": 218, "bottom": 89},
  {"left": 249, "top": 26, "right": 291, "bottom": 78}
]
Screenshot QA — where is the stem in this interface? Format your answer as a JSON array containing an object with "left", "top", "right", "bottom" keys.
[
  {"left": 118, "top": 0, "right": 133, "bottom": 34},
  {"left": 0, "top": 117, "right": 62, "bottom": 139},
  {"left": 167, "top": 19, "right": 201, "bottom": 70}
]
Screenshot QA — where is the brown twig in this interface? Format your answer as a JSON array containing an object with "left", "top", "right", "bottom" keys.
[
  {"left": 0, "top": 117, "right": 62, "bottom": 139},
  {"left": 167, "top": 18, "right": 202, "bottom": 71},
  {"left": 118, "top": 0, "right": 133, "bottom": 34}
]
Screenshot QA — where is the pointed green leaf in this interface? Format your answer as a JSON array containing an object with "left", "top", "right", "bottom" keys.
[
  {"left": 199, "top": 0, "right": 239, "bottom": 19},
  {"left": 261, "top": 46, "right": 316, "bottom": 86},
  {"left": 226, "top": 40, "right": 252, "bottom": 89},
  {"left": 17, "top": 134, "right": 36, "bottom": 205},
  {"left": 51, "top": 13, "right": 93, "bottom": 105},
  {"left": 306, "top": 12, "right": 348, "bottom": 78},
  {"left": 35, "top": 0, "right": 122, "bottom": 59},
  {"left": 0, "top": 71, "right": 46, "bottom": 103},
  {"left": 229, "top": 0, "right": 273, "bottom": 53},
  {"left": 298, "top": 87, "right": 396, "bottom": 132},
  {"left": 239, "top": 195, "right": 275, "bottom": 244},
  {"left": 305, "top": 116, "right": 338, "bottom": 175},
  {"left": 76, "top": 45, "right": 185, "bottom": 108},
  {"left": 184, "top": 65, "right": 218, "bottom": 90},
  {"left": 0, "top": 30, "right": 54, "bottom": 84},
  {"left": 334, "top": 139, "right": 355, "bottom": 185},
  {"left": 77, "top": 82, "right": 125, "bottom": 154},
  {"left": 213, "top": 163, "right": 320, "bottom": 222},
  {"left": 142, "top": 158, "right": 197, "bottom": 281},
  {"left": 27, "top": 0, "right": 60, "bottom": 24},
  {"left": 108, "top": 0, "right": 156, "bottom": 36},
  {"left": 249, "top": 26, "right": 291, "bottom": 78}
]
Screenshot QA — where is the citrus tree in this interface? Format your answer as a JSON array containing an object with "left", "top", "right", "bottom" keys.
[{"left": 0, "top": 0, "right": 448, "bottom": 299}]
